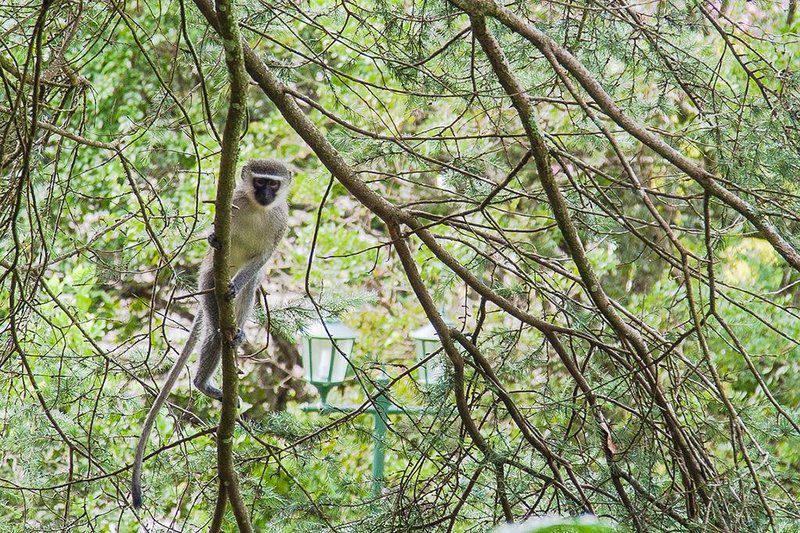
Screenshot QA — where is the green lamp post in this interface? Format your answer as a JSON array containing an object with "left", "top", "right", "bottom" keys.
[{"left": 298, "top": 315, "right": 446, "bottom": 498}]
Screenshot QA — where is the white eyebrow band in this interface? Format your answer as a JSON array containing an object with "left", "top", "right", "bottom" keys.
[{"left": 251, "top": 172, "right": 286, "bottom": 181}]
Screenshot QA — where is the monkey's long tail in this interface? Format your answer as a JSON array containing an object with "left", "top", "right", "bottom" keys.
[{"left": 131, "top": 314, "right": 202, "bottom": 509}]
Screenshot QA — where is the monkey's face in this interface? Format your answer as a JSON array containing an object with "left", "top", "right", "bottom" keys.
[
  {"left": 252, "top": 175, "right": 284, "bottom": 206},
  {"left": 242, "top": 159, "right": 292, "bottom": 208}
]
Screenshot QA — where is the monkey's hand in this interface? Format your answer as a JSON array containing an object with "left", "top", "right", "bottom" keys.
[
  {"left": 224, "top": 281, "right": 238, "bottom": 301},
  {"left": 207, "top": 232, "right": 220, "bottom": 250}
]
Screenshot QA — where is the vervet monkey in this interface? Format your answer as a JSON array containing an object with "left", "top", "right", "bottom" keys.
[{"left": 131, "top": 159, "right": 292, "bottom": 509}]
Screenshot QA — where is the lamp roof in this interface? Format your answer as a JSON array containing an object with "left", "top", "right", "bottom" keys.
[
  {"left": 410, "top": 322, "right": 439, "bottom": 342},
  {"left": 410, "top": 311, "right": 456, "bottom": 342},
  {"left": 301, "top": 317, "right": 359, "bottom": 340}
]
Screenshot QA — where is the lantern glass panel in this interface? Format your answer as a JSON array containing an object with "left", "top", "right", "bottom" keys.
[
  {"left": 330, "top": 338, "right": 353, "bottom": 382},
  {"left": 422, "top": 340, "right": 444, "bottom": 385},
  {"left": 412, "top": 335, "right": 442, "bottom": 385},
  {"left": 312, "top": 338, "right": 333, "bottom": 383}
]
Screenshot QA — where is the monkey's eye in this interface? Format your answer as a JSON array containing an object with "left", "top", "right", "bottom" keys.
[{"left": 253, "top": 177, "right": 281, "bottom": 190}]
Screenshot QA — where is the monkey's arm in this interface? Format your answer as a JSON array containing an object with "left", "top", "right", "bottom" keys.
[
  {"left": 226, "top": 221, "right": 287, "bottom": 300},
  {"left": 211, "top": 235, "right": 263, "bottom": 300}
]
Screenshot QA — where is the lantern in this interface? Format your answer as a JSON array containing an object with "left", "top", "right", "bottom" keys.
[{"left": 299, "top": 317, "right": 357, "bottom": 403}]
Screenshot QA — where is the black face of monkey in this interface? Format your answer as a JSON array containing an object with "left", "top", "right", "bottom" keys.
[
  {"left": 243, "top": 159, "right": 291, "bottom": 207},
  {"left": 252, "top": 175, "right": 282, "bottom": 206}
]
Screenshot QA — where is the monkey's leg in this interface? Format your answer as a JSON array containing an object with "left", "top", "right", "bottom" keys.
[
  {"left": 193, "top": 331, "right": 223, "bottom": 400},
  {"left": 194, "top": 326, "right": 222, "bottom": 400},
  {"left": 193, "top": 277, "right": 256, "bottom": 399},
  {"left": 193, "top": 293, "right": 223, "bottom": 400}
]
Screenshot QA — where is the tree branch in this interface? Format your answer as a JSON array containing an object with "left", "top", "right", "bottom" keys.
[
  {"left": 459, "top": 11, "right": 709, "bottom": 521},
  {"left": 204, "top": 0, "right": 253, "bottom": 529}
]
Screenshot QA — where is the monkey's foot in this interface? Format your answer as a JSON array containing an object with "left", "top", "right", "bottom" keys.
[
  {"left": 202, "top": 387, "right": 242, "bottom": 408},
  {"left": 207, "top": 232, "right": 219, "bottom": 250},
  {"left": 206, "top": 386, "right": 223, "bottom": 401},
  {"left": 194, "top": 378, "right": 223, "bottom": 401}
]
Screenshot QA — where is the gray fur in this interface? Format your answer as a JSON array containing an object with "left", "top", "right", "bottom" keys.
[{"left": 131, "top": 159, "right": 291, "bottom": 509}]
